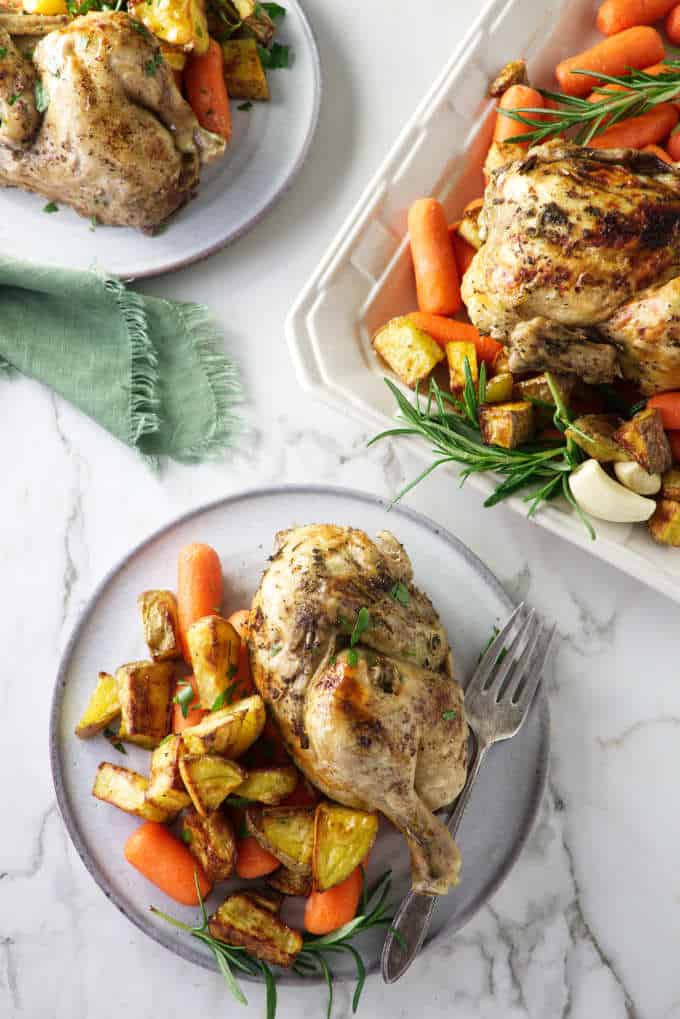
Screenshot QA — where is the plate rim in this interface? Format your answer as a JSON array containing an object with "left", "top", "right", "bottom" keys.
[{"left": 49, "top": 483, "right": 550, "bottom": 982}]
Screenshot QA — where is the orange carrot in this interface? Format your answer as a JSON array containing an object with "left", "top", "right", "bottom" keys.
[
  {"left": 406, "top": 313, "right": 504, "bottom": 366},
  {"left": 667, "top": 429, "right": 680, "bottom": 462},
  {"left": 225, "top": 608, "right": 255, "bottom": 698},
  {"left": 124, "top": 821, "right": 212, "bottom": 905},
  {"left": 668, "top": 4, "right": 680, "bottom": 43},
  {"left": 172, "top": 675, "right": 207, "bottom": 732},
  {"left": 304, "top": 865, "right": 364, "bottom": 934},
  {"left": 597, "top": 0, "right": 678, "bottom": 34},
  {"left": 556, "top": 27, "right": 665, "bottom": 97},
  {"left": 648, "top": 393, "right": 680, "bottom": 429},
  {"left": 493, "top": 85, "right": 545, "bottom": 145},
  {"left": 667, "top": 127, "right": 680, "bottom": 159},
  {"left": 235, "top": 837, "right": 280, "bottom": 879},
  {"left": 589, "top": 103, "right": 678, "bottom": 149},
  {"left": 643, "top": 143, "right": 675, "bottom": 162},
  {"left": 184, "top": 39, "right": 232, "bottom": 141},
  {"left": 408, "top": 199, "right": 461, "bottom": 316},
  {"left": 177, "top": 542, "right": 223, "bottom": 663}
]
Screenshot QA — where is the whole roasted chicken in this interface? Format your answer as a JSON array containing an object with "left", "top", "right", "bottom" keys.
[
  {"left": 248, "top": 524, "right": 468, "bottom": 896},
  {"left": 461, "top": 142, "right": 680, "bottom": 394},
  {"left": 0, "top": 11, "right": 223, "bottom": 231}
]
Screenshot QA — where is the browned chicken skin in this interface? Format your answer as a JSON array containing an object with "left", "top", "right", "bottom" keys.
[
  {"left": 248, "top": 525, "right": 468, "bottom": 895},
  {"left": 0, "top": 12, "right": 223, "bottom": 231},
  {"left": 462, "top": 142, "right": 680, "bottom": 394}
]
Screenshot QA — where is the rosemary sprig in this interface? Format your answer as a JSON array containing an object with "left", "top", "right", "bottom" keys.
[
  {"left": 499, "top": 61, "right": 680, "bottom": 145},
  {"left": 370, "top": 373, "right": 595, "bottom": 538},
  {"left": 153, "top": 869, "right": 398, "bottom": 1018}
]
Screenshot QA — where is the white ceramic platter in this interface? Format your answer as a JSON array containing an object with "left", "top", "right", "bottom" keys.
[
  {"left": 50, "top": 485, "right": 549, "bottom": 982},
  {"left": 286, "top": 0, "right": 680, "bottom": 605},
  {"left": 0, "top": 1, "right": 320, "bottom": 279}
]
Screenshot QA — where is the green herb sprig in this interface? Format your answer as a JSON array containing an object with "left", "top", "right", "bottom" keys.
[
  {"left": 499, "top": 61, "right": 680, "bottom": 146},
  {"left": 153, "top": 869, "right": 398, "bottom": 1019}
]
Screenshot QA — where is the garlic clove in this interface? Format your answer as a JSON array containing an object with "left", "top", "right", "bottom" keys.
[
  {"left": 569, "top": 459, "right": 657, "bottom": 523},
  {"left": 613, "top": 461, "right": 661, "bottom": 496}
]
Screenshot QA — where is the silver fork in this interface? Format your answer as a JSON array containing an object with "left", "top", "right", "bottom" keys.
[{"left": 381, "top": 602, "right": 557, "bottom": 984}]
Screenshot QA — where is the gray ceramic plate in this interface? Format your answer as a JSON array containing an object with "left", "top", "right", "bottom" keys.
[
  {"left": 50, "top": 485, "right": 549, "bottom": 982},
  {"left": 0, "top": 2, "right": 320, "bottom": 279}
]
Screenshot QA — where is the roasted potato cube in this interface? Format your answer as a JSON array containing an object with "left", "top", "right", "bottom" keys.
[
  {"left": 181, "top": 695, "right": 265, "bottom": 758},
  {"left": 492, "top": 346, "right": 511, "bottom": 375},
  {"left": 187, "top": 615, "right": 240, "bottom": 709},
  {"left": 116, "top": 661, "right": 173, "bottom": 749},
  {"left": 179, "top": 753, "right": 245, "bottom": 816},
  {"left": 138, "top": 590, "right": 182, "bottom": 662},
  {"left": 662, "top": 468, "right": 680, "bottom": 500},
  {"left": 128, "top": 0, "right": 209, "bottom": 53},
  {"left": 565, "top": 414, "right": 629, "bottom": 462},
  {"left": 92, "top": 762, "right": 172, "bottom": 821},
  {"left": 649, "top": 499, "right": 680, "bottom": 545},
  {"left": 209, "top": 893, "right": 302, "bottom": 967},
  {"left": 75, "top": 672, "right": 120, "bottom": 739},
  {"left": 513, "top": 372, "right": 575, "bottom": 409},
  {"left": 479, "top": 402, "right": 534, "bottom": 449},
  {"left": 146, "top": 735, "right": 191, "bottom": 814},
  {"left": 445, "top": 341, "right": 477, "bottom": 394},
  {"left": 182, "top": 807, "right": 237, "bottom": 881},
  {"left": 372, "top": 316, "right": 444, "bottom": 389},
  {"left": 267, "top": 867, "right": 312, "bottom": 897},
  {"left": 456, "top": 206, "right": 482, "bottom": 250},
  {"left": 484, "top": 372, "right": 514, "bottom": 404},
  {"left": 312, "top": 803, "right": 379, "bottom": 892},
  {"left": 614, "top": 408, "right": 672, "bottom": 475},
  {"left": 248, "top": 890, "right": 284, "bottom": 914},
  {"left": 233, "top": 766, "right": 298, "bottom": 805},
  {"left": 246, "top": 806, "right": 315, "bottom": 874},
  {"left": 222, "top": 38, "right": 270, "bottom": 101},
  {"left": 488, "top": 59, "right": 528, "bottom": 97}
]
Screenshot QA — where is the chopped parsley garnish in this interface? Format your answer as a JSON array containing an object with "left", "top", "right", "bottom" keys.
[
  {"left": 328, "top": 654, "right": 336, "bottom": 666},
  {"left": 258, "top": 42, "right": 291, "bottom": 69},
  {"left": 477, "top": 626, "right": 500, "bottom": 663},
  {"left": 237, "top": 101, "right": 253, "bottom": 111},
  {"left": 238, "top": 818, "right": 249, "bottom": 838},
  {"left": 347, "top": 648, "right": 358, "bottom": 667},
  {"left": 441, "top": 710, "right": 457, "bottom": 721},
  {"left": 144, "top": 51, "right": 163, "bottom": 77},
  {"left": 270, "top": 644, "right": 282, "bottom": 657},
  {"left": 89, "top": 214, "right": 97, "bottom": 231},
  {"left": 130, "top": 18, "right": 151, "bottom": 38},
  {"left": 227, "top": 663, "right": 238, "bottom": 680},
  {"left": 34, "top": 80, "right": 49, "bottom": 113},
  {"left": 174, "top": 682, "right": 196, "bottom": 718},
  {"left": 226, "top": 795, "right": 256, "bottom": 808},
  {"left": 350, "top": 607, "right": 370, "bottom": 647},
  {"left": 103, "top": 726, "right": 127, "bottom": 754},
  {"left": 258, "top": 2, "right": 286, "bottom": 18},
  {"left": 211, "top": 681, "right": 239, "bottom": 711},
  {"left": 389, "top": 581, "right": 410, "bottom": 606},
  {"left": 7, "top": 93, "right": 20, "bottom": 106},
  {"left": 43, "top": 201, "right": 59, "bottom": 213},
  {"left": 0, "top": 48, "right": 7, "bottom": 60},
  {"left": 181, "top": 828, "right": 192, "bottom": 844}
]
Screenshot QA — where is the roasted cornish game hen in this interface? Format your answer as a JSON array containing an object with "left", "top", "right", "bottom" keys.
[
  {"left": 248, "top": 524, "right": 468, "bottom": 895},
  {"left": 0, "top": 11, "right": 223, "bottom": 231},
  {"left": 461, "top": 141, "right": 680, "bottom": 394}
]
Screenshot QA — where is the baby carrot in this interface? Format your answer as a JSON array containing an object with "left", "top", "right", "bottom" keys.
[
  {"left": 408, "top": 198, "right": 461, "bottom": 316},
  {"left": 648, "top": 393, "right": 680, "bottom": 429},
  {"left": 597, "top": 0, "right": 678, "bottom": 35},
  {"left": 642, "top": 143, "right": 674, "bottom": 162},
  {"left": 172, "top": 675, "right": 207, "bottom": 732},
  {"left": 405, "top": 313, "right": 504, "bottom": 366},
  {"left": 668, "top": 5, "right": 680, "bottom": 44},
  {"left": 177, "top": 542, "right": 223, "bottom": 663},
  {"left": 556, "top": 26, "right": 665, "bottom": 97},
  {"left": 235, "top": 837, "right": 281, "bottom": 879},
  {"left": 304, "top": 865, "right": 363, "bottom": 935},
  {"left": 184, "top": 38, "right": 232, "bottom": 141},
  {"left": 667, "top": 127, "right": 680, "bottom": 160},
  {"left": 493, "top": 84, "right": 545, "bottom": 145},
  {"left": 667, "top": 429, "right": 680, "bottom": 462},
  {"left": 589, "top": 103, "right": 678, "bottom": 149},
  {"left": 124, "top": 821, "right": 212, "bottom": 905}
]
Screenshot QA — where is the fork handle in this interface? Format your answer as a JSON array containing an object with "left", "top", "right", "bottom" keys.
[{"left": 380, "top": 739, "right": 490, "bottom": 984}]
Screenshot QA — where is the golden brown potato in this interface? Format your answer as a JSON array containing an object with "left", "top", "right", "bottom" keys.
[
  {"left": 186, "top": 615, "right": 241, "bottom": 709},
  {"left": 232, "top": 766, "right": 298, "bottom": 805},
  {"left": 179, "top": 752, "right": 245, "bottom": 817},
  {"left": 138, "top": 590, "right": 182, "bottom": 662},
  {"left": 208, "top": 893, "right": 302, "bottom": 967},
  {"left": 312, "top": 803, "right": 379, "bottom": 892},
  {"left": 116, "top": 661, "right": 174, "bottom": 749},
  {"left": 182, "top": 807, "right": 237, "bottom": 881},
  {"left": 649, "top": 499, "right": 680, "bottom": 545},
  {"left": 661, "top": 468, "right": 680, "bottom": 500},
  {"left": 181, "top": 695, "right": 265, "bottom": 758},
  {"left": 488, "top": 59, "right": 528, "bottom": 96},
  {"left": 372, "top": 317, "right": 444, "bottom": 389},
  {"left": 92, "top": 762, "right": 172, "bottom": 821},
  {"left": 565, "top": 414, "right": 630, "bottom": 463},
  {"left": 74, "top": 672, "right": 120, "bottom": 739},
  {"left": 248, "top": 889, "right": 284, "bottom": 914},
  {"left": 614, "top": 408, "right": 672, "bottom": 475},
  {"left": 146, "top": 735, "right": 191, "bottom": 814},
  {"left": 128, "top": 0, "right": 209, "bottom": 53},
  {"left": 267, "top": 867, "right": 312, "bottom": 897},
  {"left": 456, "top": 206, "right": 482, "bottom": 250},
  {"left": 484, "top": 372, "right": 514, "bottom": 404},
  {"left": 222, "top": 38, "right": 270, "bottom": 100},
  {"left": 445, "top": 341, "right": 477, "bottom": 395},
  {"left": 246, "top": 806, "right": 315, "bottom": 875},
  {"left": 512, "top": 373, "right": 575, "bottom": 409},
  {"left": 479, "top": 402, "right": 534, "bottom": 449}
]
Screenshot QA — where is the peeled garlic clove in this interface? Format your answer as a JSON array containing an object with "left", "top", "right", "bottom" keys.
[
  {"left": 569, "top": 459, "right": 657, "bottom": 523},
  {"left": 613, "top": 461, "right": 661, "bottom": 496}
]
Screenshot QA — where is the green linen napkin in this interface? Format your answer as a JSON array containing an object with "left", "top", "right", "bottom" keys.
[{"left": 0, "top": 258, "right": 242, "bottom": 462}]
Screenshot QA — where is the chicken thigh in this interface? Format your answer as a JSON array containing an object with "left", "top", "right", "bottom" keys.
[
  {"left": 248, "top": 524, "right": 468, "bottom": 895},
  {"left": 0, "top": 11, "right": 223, "bottom": 231}
]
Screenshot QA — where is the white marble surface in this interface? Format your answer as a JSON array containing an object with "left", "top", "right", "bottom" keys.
[{"left": 2, "top": 1, "right": 680, "bottom": 1016}]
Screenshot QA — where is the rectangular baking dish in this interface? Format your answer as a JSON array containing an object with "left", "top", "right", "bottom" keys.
[{"left": 286, "top": 0, "right": 680, "bottom": 603}]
